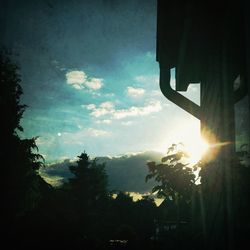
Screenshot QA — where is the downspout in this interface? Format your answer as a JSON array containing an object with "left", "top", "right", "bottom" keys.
[{"left": 159, "top": 65, "right": 201, "bottom": 120}]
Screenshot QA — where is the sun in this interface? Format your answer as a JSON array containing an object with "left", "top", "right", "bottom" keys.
[
  {"left": 155, "top": 120, "right": 210, "bottom": 165},
  {"left": 184, "top": 137, "right": 209, "bottom": 164},
  {"left": 156, "top": 136, "right": 210, "bottom": 165}
]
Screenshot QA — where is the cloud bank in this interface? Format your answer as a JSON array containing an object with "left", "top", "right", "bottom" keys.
[{"left": 40, "top": 151, "right": 163, "bottom": 192}]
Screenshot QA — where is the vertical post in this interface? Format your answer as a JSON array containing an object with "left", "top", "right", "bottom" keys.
[{"left": 200, "top": 39, "right": 236, "bottom": 250}]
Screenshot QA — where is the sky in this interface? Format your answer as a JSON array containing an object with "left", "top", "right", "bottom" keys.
[{"left": 1, "top": 0, "right": 201, "bottom": 162}]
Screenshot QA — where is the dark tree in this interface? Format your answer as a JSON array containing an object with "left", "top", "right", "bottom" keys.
[
  {"left": 0, "top": 49, "right": 26, "bottom": 138},
  {"left": 146, "top": 144, "right": 196, "bottom": 202},
  {"left": 56, "top": 152, "right": 109, "bottom": 246},
  {"left": 67, "top": 152, "right": 108, "bottom": 205},
  {"left": 0, "top": 50, "right": 51, "bottom": 246},
  {"left": 145, "top": 143, "right": 199, "bottom": 250}
]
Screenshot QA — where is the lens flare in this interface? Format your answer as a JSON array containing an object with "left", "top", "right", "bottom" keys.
[{"left": 184, "top": 137, "right": 210, "bottom": 164}]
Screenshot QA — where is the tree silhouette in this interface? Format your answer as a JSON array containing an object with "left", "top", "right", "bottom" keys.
[
  {"left": 0, "top": 49, "right": 51, "bottom": 245},
  {"left": 146, "top": 143, "right": 196, "bottom": 202},
  {"left": 145, "top": 143, "right": 198, "bottom": 250},
  {"left": 0, "top": 49, "right": 26, "bottom": 138},
  {"left": 56, "top": 152, "right": 109, "bottom": 246},
  {"left": 67, "top": 152, "right": 108, "bottom": 205}
]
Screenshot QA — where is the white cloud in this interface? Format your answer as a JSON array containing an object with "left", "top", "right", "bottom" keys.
[
  {"left": 103, "top": 119, "right": 112, "bottom": 124},
  {"left": 121, "top": 121, "right": 133, "bottom": 126},
  {"left": 85, "top": 78, "right": 103, "bottom": 90},
  {"left": 86, "top": 128, "right": 109, "bottom": 137},
  {"left": 83, "top": 100, "right": 162, "bottom": 120},
  {"left": 151, "top": 90, "right": 162, "bottom": 97},
  {"left": 66, "top": 70, "right": 103, "bottom": 90},
  {"left": 66, "top": 71, "right": 87, "bottom": 89},
  {"left": 83, "top": 104, "right": 96, "bottom": 110},
  {"left": 96, "top": 119, "right": 112, "bottom": 124},
  {"left": 127, "top": 86, "right": 145, "bottom": 97},
  {"left": 72, "top": 84, "right": 83, "bottom": 90},
  {"left": 112, "top": 101, "right": 162, "bottom": 119},
  {"left": 91, "top": 108, "right": 111, "bottom": 117},
  {"left": 82, "top": 101, "right": 114, "bottom": 117},
  {"left": 135, "top": 75, "right": 158, "bottom": 84},
  {"left": 105, "top": 93, "right": 115, "bottom": 97},
  {"left": 36, "top": 135, "right": 56, "bottom": 146},
  {"left": 99, "top": 101, "right": 114, "bottom": 109}
]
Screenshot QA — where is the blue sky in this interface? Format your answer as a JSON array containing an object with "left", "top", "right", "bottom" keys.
[{"left": 1, "top": 0, "right": 200, "bottom": 162}]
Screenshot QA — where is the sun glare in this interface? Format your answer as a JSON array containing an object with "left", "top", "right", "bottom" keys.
[
  {"left": 155, "top": 121, "right": 210, "bottom": 165},
  {"left": 156, "top": 135, "right": 209, "bottom": 165},
  {"left": 184, "top": 137, "right": 209, "bottom": 164}
]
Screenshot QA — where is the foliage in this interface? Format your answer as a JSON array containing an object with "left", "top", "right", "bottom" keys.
[
  {"left": 67, "top": 152, "right": 108, "bottom": 202},
  {"left": 49, "top": 152, "right": 110, "bottom": 243},
  {"left": 0, "top": 49, "right": 26, "bottom": 137},
  {"left": 146, "top": 143, "right": 196, "bottom": 201},
  {"left": 0, "top": 50, "right": 51, "bottom": 221}
]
